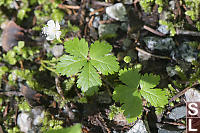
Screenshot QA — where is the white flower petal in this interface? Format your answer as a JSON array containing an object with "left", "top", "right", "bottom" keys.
[
  {"left": 47, "top": 20, "right": 55, "bottom": 28},
  {"left": 55, "top": 31, "right": 61, "bottom": 39},
  {"left": 46, "top": 33, "right": 55, "bottom": 40},
  {"left": 42, "top": 27, "right": 48, "bottom": 34},
  {"left": 55, "top": 21, "right": 60, "bottom": 30}
]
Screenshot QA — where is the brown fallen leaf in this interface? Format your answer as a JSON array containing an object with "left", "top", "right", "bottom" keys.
[
  {"left": 20, "top": 84, "right": 52, "bottom": 107},
  {"left": 2, "top": 21, "right": 25, "bottom": 52}
]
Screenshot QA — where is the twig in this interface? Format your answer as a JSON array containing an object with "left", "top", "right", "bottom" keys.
[
  {"left": 91, "top": 1, "right": 112, "bottom": 7},
  {"left": 0, "top": 125, "right": 3, "bottom": 133},
  {"left": 135, "top": 47, "right": 171, "bottom": 60},
  {"left": 19, "top": 60, "right": 24, "bottom": 70},
  {"left": 74, "top": 86, "right": 82, "bottom": 98},
  {"left": 0, "top": 91, "right": 22, "bottom": 96},
  {"left": 95, "top": 117, "right": 108, "bottom": 133},
  {"left": 143, "top": 25, "right": 165, "bottom": 37},
  {"left": 58, "top": 4, "right": 80, "bottom": 10},
  {"left": 168, "top": 82, "right": 199, "bottom": 103},
  {"left": 55, "top": 76, "right": 65, "bottom": 100},
  {"left": 162, "top": 121, "right": 185, "bottom": 126},
  {"left": 89, "top": 7, "right": 105, "bottom": 16},
  {"left": 88, "top": 16, "right": 95, "bottom": 27},
  {"left": 176, "top": 29, "right": 200, "bottom": 36}
]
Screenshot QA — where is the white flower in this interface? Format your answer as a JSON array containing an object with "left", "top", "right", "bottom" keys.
[{"left": 42, "top": 20, "right": 61, "bottom": 41}]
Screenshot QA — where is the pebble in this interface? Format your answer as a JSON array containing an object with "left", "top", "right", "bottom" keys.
[
  {"left": 52, "top": 45, "right": 64, "bottom": 57},
  {"left": 98, "top": 24, "right": 119, "bottom": 39},
  {"left": 143, "top": 37, "right": 175, "bottom": 51},
  {"left": 166, "top": 66, "right": 177, "bottom": 77},
  {"left": 127, "top": 120, "right": 148, "bottom": 133},
  {"left": 157, "top": 25, "right": 169, "bottom": 35},
  {"left": 185, "top": 88, "right": 200, "bottom": 102},
  {"left": 17, "top": 107, "right": 45, "bottom": 133},
  {"left": 168, "top": 106, "right": 186, "bottom": 120},
  {"left": 106, "top": 3, "right": 127, "bottom": 21},
  {"left": 171, "top": 42, "right": 198, "bottom": 62},
  {"left": 17, "top": 112, "right": 32, "bottom": 133}
]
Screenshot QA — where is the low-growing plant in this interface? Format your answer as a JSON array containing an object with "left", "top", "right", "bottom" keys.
[
  {"left": 56, "top": 37, "right": 119, "bottom": 95},
  {"left": 113, "top": 68, "right": 168, "bottom": 122}
]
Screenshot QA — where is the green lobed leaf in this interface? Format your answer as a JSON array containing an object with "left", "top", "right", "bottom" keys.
[
  {"left": 89, "top": 41, "right": 119, "bottom": 75},
  {"left": 90, "top": 56, "right": 119, "bottom": 75},
  {"left": 140, "top": 88, "right": 168, "bottom": 107},
  {"left": 113, "top": 69, "right": 143, "bottom": 123},
  {"left": 90, "top": 41, "right": 112, "bottom": 58},
  {"left": 56, "top": 55, "right": 86, "bottom": 76},
  {"left": 64, "top": 38, "right": 89, "bottom": 59},
  {"left": 119, "top": 69, "right": 140, "bottom": 89},
  {"left": 77, "top": 61, "right": 102, "bottom": 92},
  {"left": 140, "top": 73, "right": 160, "bottom": 89},
  {"left": 122, "top": 91, "right": 143, "bottom": 123},
  {"left": 113, "top": 85, "right": 133, "bottom": 103}
]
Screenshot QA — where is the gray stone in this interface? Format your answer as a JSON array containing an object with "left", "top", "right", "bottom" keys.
[
  {"left": 31, "top": 106, "right": 45, "bottom": 126},
  {"left": 120, "top": 22, "right": 128, "bottom": 31},
  {"left": 52, "top": 45, "right": 64, "bottom": 57},
  {"left": 17, "top": 112, "right": 32, "bottom": 133},
  {"left": 169, "top": 0, "right": 176, "bottom": 10},
  {"left": 127, "top": 120, "right": 148, "bottom": 133},
  {"left": 168, "top": 106, "right": 186, "bottom": 120},
  {"left": 98, "top": 24, "right": 119, "bottom": 39},
  {"left": 171, "top": 42, "right": 198, "bottom": 62},
  {"left": 106, "top": 3, "right": 127, "bottom": 21},
  {"left": 143, "top": 37, "right": 175, "bottom": 51},
  {"left": 17, "top": 107, "right": 45, "bottom": 133},
  {"left": 158, "top": 25, "right": 169, "bottom": 35},
  {"left": 185, "top": 88, "right": 200, "bottom": 102},
  {"left": 43, "top": 42, "right": 51, "bottom": 53},
  {"left": 166, "top": 66, "right": 177, "bottom": 77},
  {"left": 138, "top": 51, "right": 151, "bottom": 61},
  {"left": 92, "top": 16, "right": 100, "bottom": 28}
]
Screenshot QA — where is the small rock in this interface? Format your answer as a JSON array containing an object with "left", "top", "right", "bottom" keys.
[
  {"left": 120, "top": 22, "right": 128, "bottom": 31},
  {"left": 158, "top": 25, "right": 169, "bottom": 35},
  {"left": 43, "top": 42, "right": 51, "bottom": 53},
  {"left": 17, "top": 107, "right": 45, "bottom": 133},
  {"left": 171, "top": 42, "right": 198, "bottom": 62},
  {"left": 17, "top": 112, "right": 32, "bottom": 133},
  {"left": 98, "top": 24, "right": 119, "bottom": 39},
  {"left": 143, "top": 37, "right": 175, "bottom": 51},
  {"left": 138, "top": 51, "right": 151, "bottom": 61},
  {"left": 92, "top": 16, "right": 100, "bottom": 28},
  {"left": 169, "top": 0, "right": 176, "bottom": 10},
  {"left": 166, "top": 66, "right": 177, "bottom": 77},
  {"left": 168, "top": 106, "right": 186, "bottom": 120},
  {"left": 31, "top": 106, "right": 45, "bottom": 126},
  {"left": 127, "top": 120, "right": 148, "bottom": 133},
  {"left": 106, "top": 3, "right": 127, "bottom": 21},
  {"left": 52, "top": 45, "right": 64, "bottom": 57},
  {"left": 43, "top": 43, "right": 64, "bottom": 57},
  {"left": 122, "top": 38, "right": 132, "bottom": 50},
  {"left": 185, "top": 88, "right": 200, "bottom": 102}
]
